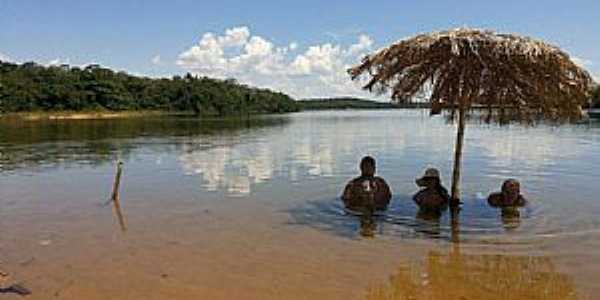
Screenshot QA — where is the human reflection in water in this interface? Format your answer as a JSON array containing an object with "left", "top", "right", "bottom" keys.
[
  {"left": 414, "top": 209, "right": 443, "bottom": 237},
  {"left": 500, "top": 207, "right": 522, "bottom": 231},
  {"left": 366, "top": 244, "right": 578, "bottom": 300},
  {"left": 359, "top": 214, "right": 377, "bottom": 237}
]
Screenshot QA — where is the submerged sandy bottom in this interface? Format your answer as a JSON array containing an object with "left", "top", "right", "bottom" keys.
[
  {"left": 1, "top": 186, "right": 599, "bottom": 300},
  {"left": 1, "top": 197, "right": 409, "bottom": 299}
]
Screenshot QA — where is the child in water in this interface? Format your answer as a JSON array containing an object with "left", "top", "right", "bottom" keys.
[
  {"left": 341, "top": 156, "right": 392, "bottom": 213},
  {"left": 488, "top": 179, "right": 527, "bottom": 207},
  {"left": 413, "top": 168, "right": 450, "bottom": 212}
]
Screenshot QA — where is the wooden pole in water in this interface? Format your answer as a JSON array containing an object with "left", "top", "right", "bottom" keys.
[
  {"left": 111, "top": 161, "right": 127, "bottom": 232},
  {"left": 246, "top": 93, "right": 251, "bottom": 119},
  {"left": 450, "top": 104, "right": 466, "bottom": 210},
  {"left": 450, "top": 209, "right": 460, "bottom": 243}
]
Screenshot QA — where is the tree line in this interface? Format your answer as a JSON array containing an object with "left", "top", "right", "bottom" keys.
[
  {"left": 298, "top": 97, "right": 433, "bottom": 110},
  {"left": 0, "top": 61, "right": 300, "bottom": 115}
]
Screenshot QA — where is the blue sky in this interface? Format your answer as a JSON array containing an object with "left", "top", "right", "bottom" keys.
[{"left": 1, "top": 0, "right": 598, "bottom": 98}]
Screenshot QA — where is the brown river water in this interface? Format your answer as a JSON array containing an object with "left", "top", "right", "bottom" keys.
[{"left": 1, "top": 110, "right": 600, "bottom": 299}]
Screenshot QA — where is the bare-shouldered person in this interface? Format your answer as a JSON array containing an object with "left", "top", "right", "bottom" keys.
[
  {"left": 487, "top": 179, "right": 527, "bottom": 208},
  {"left": 341, "top": 156, "right": 392, "bottom": 212}
]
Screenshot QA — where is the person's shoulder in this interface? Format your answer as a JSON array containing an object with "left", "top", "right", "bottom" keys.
[
  {"left": 373, "top": 176, "right": 390, "bottom": 185},
  {"left": 438, "top": 185, "right": 450, "bottom": 200},
  {"left": 374, "top": 177, "right": 391, "bottom": 192},
  {"left": 487, "top": 192, "right": 503, "bottom": 207},
  {"left": 439, "top": 184, "right": 449, "bottom": 193},
  {"left": 413, "top": 189, "right": 427, "bottom": 203},
  {"left": 413, "top": 190, "right": 427, "bottom": 203},
  {"left": 344, "top": 177, "right": 366, "bottom": 193},
  {"left": 342, "top": 178, "right": 360, "bottom": 200},
  {"left": 413, "top": 188, "right": 447, "bottom": 210},
  {"left": 345, "top": 176, "right": 361, "bottom": 184}
]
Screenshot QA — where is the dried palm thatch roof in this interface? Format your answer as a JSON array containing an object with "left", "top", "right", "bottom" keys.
[{"left": 349, "top": 28, "right": 594, "bottom": 123}]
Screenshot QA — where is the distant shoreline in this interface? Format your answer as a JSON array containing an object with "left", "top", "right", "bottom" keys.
[
  {"left": 0, "top": 97, "right": 422, "bottom": 122},
  {"left": 298, "top": 98, "right": 429, "bottom": 110}
]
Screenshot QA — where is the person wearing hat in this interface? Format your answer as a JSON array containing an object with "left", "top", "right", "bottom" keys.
[
  {"left": 413, "top": 168, "right": 450, "bottom": 212},
  {"left": 341, "top": 156, "right": 392, "bottom": 212},
  {"left": 487, "top": 179, "right": 527, "bottom": 207}
]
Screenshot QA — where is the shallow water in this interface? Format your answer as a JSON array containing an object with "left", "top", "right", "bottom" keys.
[{"left": 1, "top": 110, "right": 599, "bottom": 299}]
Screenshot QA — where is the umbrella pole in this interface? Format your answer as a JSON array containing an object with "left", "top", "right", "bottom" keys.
[{"left": 450, "top": 105, "right": 466, "bottom": 211}]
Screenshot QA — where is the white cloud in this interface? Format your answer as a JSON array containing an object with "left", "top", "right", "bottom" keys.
[
  {"left": 45, "top": 58, "right": 73, "bottom": 66},
  {"left": 0, "top": 52, "right": 12, "bottom": 62},
  {"left": 348, "top": 34, "right": 374, "bottom": 55},
  {"left": 177, "top": 26, "right": 378, "bottom": 99},
  {"left": 151, "top": 55, "right": 161, "bottom": 65},
  {"left": 220, "top": 26, "right": 250, "bottom": 47},
  {"left": 291, "top": 43, "right": 341, "bottom": 75}
]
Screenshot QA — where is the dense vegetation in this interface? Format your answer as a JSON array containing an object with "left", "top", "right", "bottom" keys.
[
  {"left": 0, "top": 61, "right": 299, "bottom": 115},
  {"left": 298, "top": 97, "right": 428, "bottom": 110}
]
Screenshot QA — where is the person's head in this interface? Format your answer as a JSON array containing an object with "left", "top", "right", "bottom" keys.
[
  {"left": 416, "top": 168, "right": 441, "bottom": 188},
  {"left": 360, "top": 156, "right": 376, "bottom": 177},
  {"left": 501, "top": 179, "right": 521, "bottom": 200}
]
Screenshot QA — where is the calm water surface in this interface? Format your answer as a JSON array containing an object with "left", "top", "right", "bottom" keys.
[{"left": 1, "top": 110, "right": 599, "bottom": 299}]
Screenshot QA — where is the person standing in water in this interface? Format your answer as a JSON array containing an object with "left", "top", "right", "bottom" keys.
[
  {"left": 413, "top": 168, "right": 450, "bottom": 212},
  {"left": 487, "top": 179, "right": 527, "bottom": 208},
  {"left": 341, "top": 156, "right": 392, "bottom": 213},
  {"left": 488, "top": 179, "right": 527, "bottom": 231}
]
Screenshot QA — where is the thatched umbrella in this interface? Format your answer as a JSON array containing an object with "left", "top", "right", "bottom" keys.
[{"left": 349, "top": 28, "right": 593, "bottom": 208}]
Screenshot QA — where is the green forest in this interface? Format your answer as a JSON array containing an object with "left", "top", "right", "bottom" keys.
[{"left": 0, "top": 61, "right": 300, "bottom": 115}]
